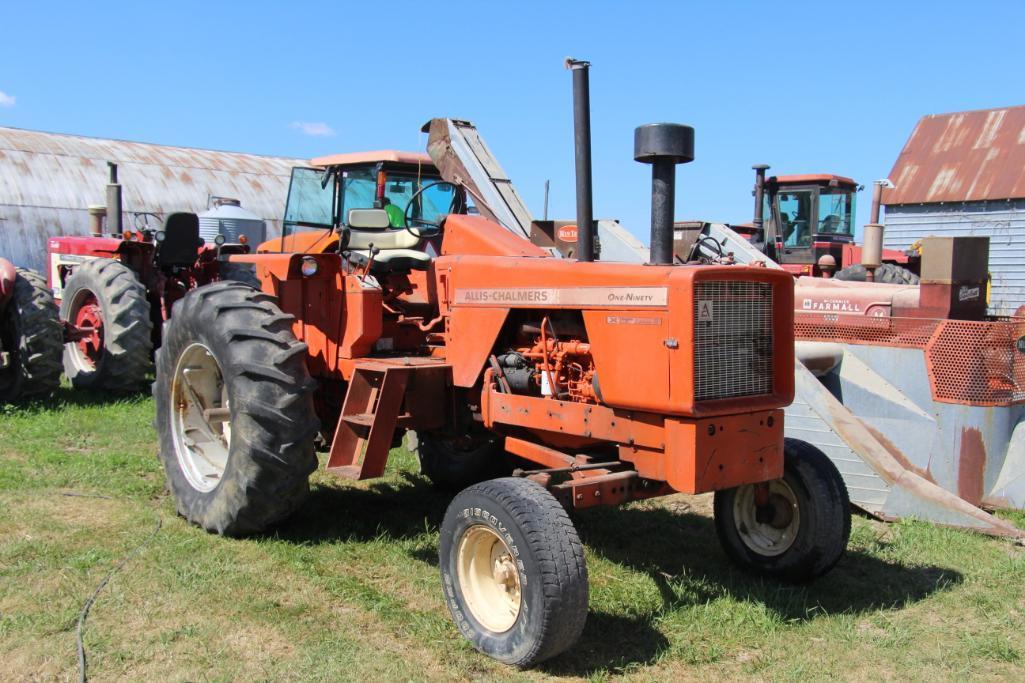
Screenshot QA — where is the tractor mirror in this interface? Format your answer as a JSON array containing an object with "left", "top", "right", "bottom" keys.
[{"left": 347, "top": 208, "right": 390, "bottom": 230}]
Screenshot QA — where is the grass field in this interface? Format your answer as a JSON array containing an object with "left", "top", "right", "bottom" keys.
[{"left": 2, "top": 389, "right": 1025, "bottom": 681}]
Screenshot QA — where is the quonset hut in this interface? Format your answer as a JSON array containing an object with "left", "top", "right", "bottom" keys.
[
  {"left": 882, "top": 106, "right": 1025, "bottom": 314},
  {"left": 0, "top": 126, "right": 305, "bottom": 273}
]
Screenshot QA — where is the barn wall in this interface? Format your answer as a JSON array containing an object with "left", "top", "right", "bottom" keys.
[{"left": 884, "top": 200, "right": 1025, "bottom": 315}]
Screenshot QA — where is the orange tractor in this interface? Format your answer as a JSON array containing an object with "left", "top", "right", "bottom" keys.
[
  {"left": 153, "top": 62, "right": 850, "bottom": 666},
  {"left": 0, "top": 258, "right": 62, "bottom": 402}
]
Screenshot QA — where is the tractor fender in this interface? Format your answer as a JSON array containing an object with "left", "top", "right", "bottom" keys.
[{"left": 0, "top": 257, "right": 16, "bottom": 307}]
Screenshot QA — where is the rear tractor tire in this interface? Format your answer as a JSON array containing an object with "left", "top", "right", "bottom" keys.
[
  {"left": 218, "top": 261, "right": 261, "bottom": 289},
  {"left": 713, "top": 438, "right": 850, "bottom": 582},
  {"left": 60, "top": 258, "right": 153, "bottom": 392},
  {"left": 154, "top": 281, "right": 319, "bottom": 535},
  {"left": 440, "top": 477, "right": 588, "bottom": 667},
  {"left": 413, "top": 430, "right": 511, "bottom": 491},
  {"left": 834, "top": 262, "right": 919, "bottom": 285},
  {"left": 0, "top": 268, "right": 62, "bottom": 402}
]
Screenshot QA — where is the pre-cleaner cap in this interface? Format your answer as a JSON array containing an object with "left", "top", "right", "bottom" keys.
[{"left": 633, "top": 123, "right": 695, "bottom": 165}]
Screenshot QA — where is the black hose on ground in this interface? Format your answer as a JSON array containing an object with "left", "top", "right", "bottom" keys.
[{"left": 58, "top": 492, "right": 162, "bottom": 683}]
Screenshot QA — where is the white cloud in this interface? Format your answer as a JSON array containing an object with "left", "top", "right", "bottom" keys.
[
  {"left": 0, "top": 91, "right": 15, "bottom": 108},
  {"left": 289, "top": 121, "right": 335, "bottom": 137}
]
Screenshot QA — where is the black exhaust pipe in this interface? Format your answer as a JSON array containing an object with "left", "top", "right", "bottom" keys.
[
  {"left": 566, "top": 57, "right": 594, "bottom": 262},
  {"left": 106, "top": 162, "right": 123, "bottom": 236},
  {"left": 634, "top": 123, "right": 694, "bottom": 264},
  {"left": 752, "top": 164, "right": 769, "bottom": 232}
]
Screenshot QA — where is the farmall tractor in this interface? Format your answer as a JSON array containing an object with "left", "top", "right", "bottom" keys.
[
  {"left": 47, "top": 163, "right": 256, "bottom": 392},
  {"left": 153, "top": 63, "right": 850, "bottom": 667},
  {"left": 0, "top": 257, "right": 62, "bottom": 402}
]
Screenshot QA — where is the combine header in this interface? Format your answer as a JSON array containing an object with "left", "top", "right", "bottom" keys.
[{"left": 153, "top": 61, "right": 850, "bottom": 666}]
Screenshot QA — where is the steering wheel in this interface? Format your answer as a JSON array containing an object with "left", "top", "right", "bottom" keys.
[{"left": 402, "top": 181, "right": 459, "bottom": 238}]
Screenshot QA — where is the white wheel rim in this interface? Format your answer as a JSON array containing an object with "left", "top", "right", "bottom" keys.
[
  {"left": 456, "top": 525, "right": 521, "bottom": 633},
  {"left": 733, "top": 479, "right": 800, "bottom": 557},
  {"left": 170, "top": 343, "right": 231, "bottom": 492}
]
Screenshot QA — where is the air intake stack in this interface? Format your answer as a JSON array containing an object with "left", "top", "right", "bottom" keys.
[{"left": 634, "top": 123, "right": 694, "bottom": 264}]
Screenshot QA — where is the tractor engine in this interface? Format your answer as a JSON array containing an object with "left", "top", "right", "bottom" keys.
[{"left": 496, "top": 315, "right": 596, "bottom": 402}]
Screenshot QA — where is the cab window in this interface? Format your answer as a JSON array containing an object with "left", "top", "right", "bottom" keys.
[
  {"left": 283, "top": 167, "right": 334, "bottom": 235},
  {"left": 776, "top": 190, "right": 813, "bottom": 247},
  {"left": 818, "top": 189, "right": 855, "bottom": 235}
]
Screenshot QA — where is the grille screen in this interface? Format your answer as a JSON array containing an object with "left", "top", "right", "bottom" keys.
[{"left": 693, "top": 281, "right": 775, "bottom": 401}]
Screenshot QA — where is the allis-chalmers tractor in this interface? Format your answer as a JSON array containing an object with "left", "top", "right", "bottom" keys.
[
  {"left": 0, "top": 258, "right": 62, "bottom": 402},
  {"left": 153, "top": 64, "right": 850, "bottom": 666},
  {"left": 47, "top": 163, "right": 256, "bottom": 392}
]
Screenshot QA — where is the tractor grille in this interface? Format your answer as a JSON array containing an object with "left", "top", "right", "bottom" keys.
[{"left": 693, "top": 280, "right": 775, "bottom": 401}]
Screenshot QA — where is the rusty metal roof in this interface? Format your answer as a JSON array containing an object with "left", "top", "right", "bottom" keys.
[
  {"left": 883, "top": 106, "right": 1025, "bottom": 205},
  {"left": 0, "top": 126, "right": 306, "bottom": 272}
]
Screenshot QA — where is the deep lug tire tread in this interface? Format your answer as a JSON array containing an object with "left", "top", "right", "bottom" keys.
[
  {"left": 218, "top": 261, "right": 261, "bottom": 289},
  {"left": 834, "top": 262, "right": 920, "bottom": 285},
  {"left": 440, "top": 477, "right": 588, "bottom": 667},
  {"left": 60, "top": 258, "right": 153, "bottom": 392},
  {"left": 0, "top": 268, "right": 62, "bottom": 401},
  {"left": 154, "top": 280, "right": 318, "bottom": 536}
]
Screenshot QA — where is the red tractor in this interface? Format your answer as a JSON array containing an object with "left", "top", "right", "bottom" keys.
[
  {"left": 47, "top": 163, "right": 257, "bottom": 392},
  {"left": 736, "top": 165, "right": 919, "bottom": 281},
  {"left": 0, "top": 258, "right": 62, "bottom": 402},
  {"left": 152, "top": 63, "right": 850, "bottom": 667}
]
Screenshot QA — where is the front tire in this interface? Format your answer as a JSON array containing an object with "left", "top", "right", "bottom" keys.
[
  {"left": 154, "top": 281, "right": 319, "bottom": 535},
  {"left": 440, "top": 477, "right": 588, "bottom": 667},
  {"left": 0, "top": 268, "right": 62, "bottom": 402},
  {"left": 713, "top": 438, "right": 850, "bottom": 582},
  {"left": 60, "top": 258, "right": 152, "bottom": 392}
]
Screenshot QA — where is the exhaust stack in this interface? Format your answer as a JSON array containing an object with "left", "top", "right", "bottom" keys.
[
  {"left": 861, "top": 179, "right": 894, "bottom": 280},
  {"left": 634, "top": 123, "right": 694, "bottom": 264},
  {"left": 752, "top": 164, "right": 770, "bottom": 232},
  {"left": 566, "top": 57, "right": 595, "bottom": 262},
  {"left": 106, "top": 162, "right": 123, "bottom": 236}
]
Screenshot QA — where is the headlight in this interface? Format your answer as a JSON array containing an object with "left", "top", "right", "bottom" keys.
[
  {"left": 214, "top": 234, "right": 226, "bottom": 246},
  {"left": 155, "top": 231, "right": 166, "bottom": 243},
  {"left": 301, "top": 256, "right": 319, "bottom": 277}
]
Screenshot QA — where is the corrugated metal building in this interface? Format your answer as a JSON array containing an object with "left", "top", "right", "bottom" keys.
[
  {"left": 882, "top": 106, "right": 1025, "bottom": 314},
  {"left": 0, "top": 126, "right": 305, "bottom": 273}
]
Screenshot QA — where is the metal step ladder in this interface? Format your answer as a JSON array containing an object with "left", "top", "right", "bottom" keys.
[{"left": 326, "top": 358, "right": 449, "bottom": 480}]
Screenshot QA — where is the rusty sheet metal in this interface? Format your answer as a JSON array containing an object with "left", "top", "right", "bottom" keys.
[
  {"left": 0, "top": 126, "right": 305, "bottom": 272},
  {"left": 883, "top": 106, "right": 1025, "bottom": 205},
  {"left": 791, "top": 359, "right": 1024, "bottom": 538}
]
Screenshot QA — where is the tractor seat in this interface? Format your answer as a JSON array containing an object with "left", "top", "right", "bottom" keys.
[
  {"left": 348, "top": 248, "right": 431, "bottom": 273},
  {"left": 345, "top": 208, "right": 431, "bottom": 273}
]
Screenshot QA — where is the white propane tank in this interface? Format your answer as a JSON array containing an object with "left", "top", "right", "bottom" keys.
[{"left": 198, "top": 198, "right": 267, "bottom": 245}]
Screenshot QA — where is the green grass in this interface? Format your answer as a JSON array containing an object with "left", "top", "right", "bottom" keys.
[{"left": 2, "top": 389, "right": 1025, "bottom": 681}]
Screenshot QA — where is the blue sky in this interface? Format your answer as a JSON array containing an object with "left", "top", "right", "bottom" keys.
[{"left": 2, "top": 1, "right": 1023, "bottom": 242}]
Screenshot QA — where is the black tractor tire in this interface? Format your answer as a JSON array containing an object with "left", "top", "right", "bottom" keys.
[
  {"left": 834, "top": 262, "right": 919, "bottom": 285},
  {"left": 440, "top": 477, "right": 588, "bottom": 667},
  {"left": 60, "top": 258, "right": 153, "bottom": 392},
  {"left": 0, "top": 268, "right": 62, "bottom": 402},
  {"left": 218, "top": 261, "right": 261, "bottom": 289},
  {"left": 154, "top": 281, "right": 319, "bottom": 536},
  {"left": 412, "top": 430, "right": 512, "bottom": 491},
  {"left": 713, "top": 438, "right": 850, "bottom": 583}
]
